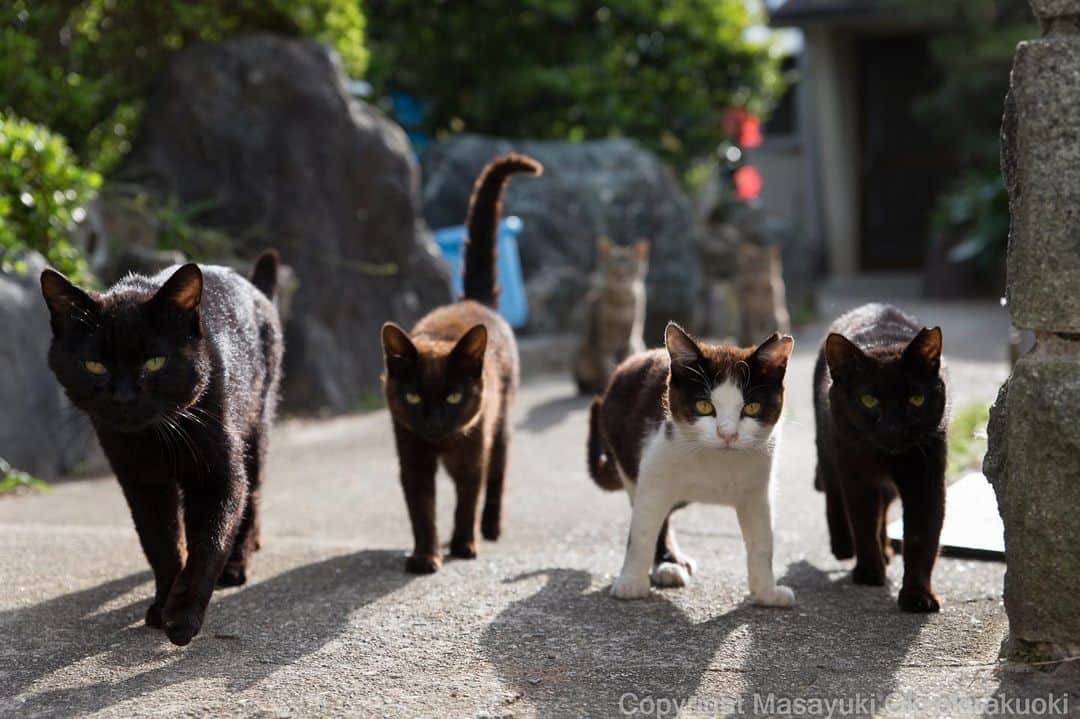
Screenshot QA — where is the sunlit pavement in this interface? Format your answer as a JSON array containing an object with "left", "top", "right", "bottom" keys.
[{"left": 2, "top": 295, "right": 1073, "bottom": 717}]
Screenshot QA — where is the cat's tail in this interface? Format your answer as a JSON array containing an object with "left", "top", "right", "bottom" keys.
[
  {"left": 463, "top": 153, "right": 543, "bottom": 307},
  {"left": 587, "top": 397, "right": 622, "bottom": 491},
  {"left": 251, "top": 249, "right": 279, "bottom": 299}
]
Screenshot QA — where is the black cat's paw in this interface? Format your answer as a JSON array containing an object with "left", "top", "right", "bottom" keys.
[
  {"left": 852, "top": 562, "right": 887, "bottom": 586},
  {"left": 162, "top": 604, "right": 204, "bottom": 647},
  {"left": 898, "top": 587, "right": 941, "bottom": 613},
  {"left": 449, "top": 541, "right": 478, "bottom": 559},
  {"left": 830, "top": 541, "right": 855, "bottom": 561},
  {"left": 405, "top": 554, "right": 441, "bottom": 574},
  {"left": 480, "top": 514, "right": 501, "bottom": 541},
  {"left": 217, "top": 561, "right": 248, "bottom": 587},
  {"left": 145, "top": 601, "right": 164, "bottom": 629}
]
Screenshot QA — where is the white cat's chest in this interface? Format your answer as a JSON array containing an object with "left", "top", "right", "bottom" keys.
[{"left": 636, "top": 424, "right": 774, "bottom": 506}]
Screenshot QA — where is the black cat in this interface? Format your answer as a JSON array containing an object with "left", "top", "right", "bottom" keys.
[
  {"left": 813, "top": 303, "right": 948, "bottom": 613},
  {"left": 40, "top": 251, "right": 283, "bottom": 645}
]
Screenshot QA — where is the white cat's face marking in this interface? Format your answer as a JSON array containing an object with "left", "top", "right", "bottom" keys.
[{"left": 679, "top": 379, "right": 776, "bottom": 451}]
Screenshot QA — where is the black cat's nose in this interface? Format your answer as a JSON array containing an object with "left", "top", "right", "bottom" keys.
[{"left": 112, "top": 383, "right": 138, "bottom": 404}]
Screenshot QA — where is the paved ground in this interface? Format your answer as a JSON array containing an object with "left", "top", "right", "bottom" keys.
[{"left": 1, "top": 294, "right": 1075, "bottom": 717}]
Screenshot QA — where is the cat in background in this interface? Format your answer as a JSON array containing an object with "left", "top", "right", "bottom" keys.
[
  {"left": 588, "top": 322, "right": 796, "bottom": 606},
  {"left": 381, "top": 154, "right": 541, "bottom": 574},
  {"left": 41, "top": 250, "right": 283, "bottom": 645},
  {"left": 572, "top": 237, "right": 649, "bottom": 394},
  {"left": 814, "top": 302, "right": 947, "bottom": 613}
]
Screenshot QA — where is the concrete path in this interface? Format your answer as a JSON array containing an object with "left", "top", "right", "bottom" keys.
[{"left": 1, "top": 297, "right": 1073, "bottom": 717}]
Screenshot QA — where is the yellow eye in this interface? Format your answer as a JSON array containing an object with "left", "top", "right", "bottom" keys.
[
  {"left": 405, "top": 392, "right": 422, "bottom": 405},
  {"left": 446, "top": 391, "right": 463, "bottom": 405},
  {"left": 143, "top": 356, "right": 166, "bottom": 372},
  {"left": 694, "top": 400, "right": 715, "bottom": 415},
  {"left": 83, "top": 360, "right": 107, "bottom": 376},
  {"left": 860, "top": 394, "right": 879, "bottom": 409},
  {"left": 909, "top": 394, "right": 925, "bottom": 407},
  {"left": 743, "top": 402, "right": 762, "bottom": 416}
]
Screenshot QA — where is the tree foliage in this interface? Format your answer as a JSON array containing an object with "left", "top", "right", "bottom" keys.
[{"left": 366, "top": 0, "right": 784, "bottom": 167}]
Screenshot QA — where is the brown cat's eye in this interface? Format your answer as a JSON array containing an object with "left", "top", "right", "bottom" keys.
[
  {"left": 860, "top": 394, "right": 879, "bottom": 409},
  {"left": 694, "top": 399, "right": 715, "bottom": 415},
  {"left": 83, "top": 360, "right": 107, "bottom": 376},
  {"left": 743, "top": 402, "right": 762, "bottom": 416},
  {"left": 405, "top": 392, "right": 422, "bottom": 405},
  {"left": 909, "top": 394, "right": 925, "bottom": 407}
]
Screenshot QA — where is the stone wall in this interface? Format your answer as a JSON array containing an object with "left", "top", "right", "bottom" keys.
[{"left": 984, "top": 0, "right": 1080, "bottom": 662}]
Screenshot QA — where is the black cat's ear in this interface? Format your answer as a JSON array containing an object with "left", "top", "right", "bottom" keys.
[
  {"left": 825, "top": 333, "right": 868, "bottom": 379},
  {"left": 449, "top": 324, "right": 487, "bottom": 377},
  {"left": 903, "top": 326, "right": 943, "bottom": 373},
  {"left": 382, "top": 322, "right": 417, "bottom": 375},
  {"left": 40, "top": 269, "right": 97, "bottom": 329},
  {"left": 154, "top": 264, "right": 203, "bottom": 312},
  {"left": 665, "top": 322, "right": 703, "bottom": 366},
  {"left": 753, "top": 333, "right": 794, "bottom": 375}
]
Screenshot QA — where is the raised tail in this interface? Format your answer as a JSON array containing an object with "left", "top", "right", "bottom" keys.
[
  {"left": 463, "top": 153, "right": 543, "bottom": 306},
  {"left": 250, "top": 249, "right": 279, "bottom": 299},
  {"left": 587, "top": 397, "right": 622, "bottom": 491}
]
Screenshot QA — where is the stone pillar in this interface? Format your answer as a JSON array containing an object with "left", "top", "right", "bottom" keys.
[{"left": 984, "top": 0, "right": 1080, "bottom": 662}]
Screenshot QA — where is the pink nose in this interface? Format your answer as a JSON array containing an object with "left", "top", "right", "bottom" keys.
[{"left": 717, "top": 429, "right": 738, "bottom": 444}]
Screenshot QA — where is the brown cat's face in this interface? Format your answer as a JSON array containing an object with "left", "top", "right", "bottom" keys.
[
  {"left": 825, "top": 327, "right": 946, "bottom": 454},
  {"left": 598, "top": 237, "right": 649, "bottom": 283},
  {"left": 381, "top": 323, "right": 487, "bottom": 441}
]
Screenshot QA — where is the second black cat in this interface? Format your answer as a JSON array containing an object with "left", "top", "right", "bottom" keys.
[{"left": 40, "top": 251, "right": 283, "bottom": 645}]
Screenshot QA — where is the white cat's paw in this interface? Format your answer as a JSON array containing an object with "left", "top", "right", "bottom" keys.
[
  {"left": 652, "top": 562, "right": 691, "bottom": 588},
  {"left": 752, "top": 585, "right": 796, "bottom": 608},
  {"left": 611, "top": 572, "right": 652, "bottom": 600}
]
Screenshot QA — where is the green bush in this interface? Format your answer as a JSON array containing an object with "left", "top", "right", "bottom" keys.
[
  {"left": 0, "top": 0, "right": 368, "bottom": 172},
  {"left": 0, "top": 113, "right": 100, "bottom": 281},
  {"left": 366, "top": 0, "right": 784, "bottom": 168}
]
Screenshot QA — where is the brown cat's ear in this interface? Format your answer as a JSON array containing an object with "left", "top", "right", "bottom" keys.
[
  {"left": 382, "top": 322, "right": 418, "bottom": 374},
  {"left": 665, "top": 322, "right": 703, "bottom": 366},
  {"left": 633, "top": 239, "right": 650, "bottom": 261},
  {"left": 753, "top": 333, "right": 794, "bottom": 374},
  {"left": 903, "top": 326, "right": 943, "bottom": 373},
  {"left": 449, "top": 324, "right": 487, "bottom": 376},
  {"left": 825, "top": 333, "right": 868, "bottom": 379},
  {"left": 40, "top": 269, "right": 97, "bottom": 329},
  {"left": 597, "top": 236, "right": 613, "bottom": 262},
  {"left": 154, "top": 264, "right": 203, "bottom": 312}
]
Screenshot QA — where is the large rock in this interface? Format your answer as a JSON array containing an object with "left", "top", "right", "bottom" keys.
[
  {"left": 423, "top": 135, "right": 701, "bottom": 344},
  {"left": 116, "top": 34, "right": 451, "bottom": 412},
  {"left": 0, "top": 253, "right": 98, "bottom": 479}
]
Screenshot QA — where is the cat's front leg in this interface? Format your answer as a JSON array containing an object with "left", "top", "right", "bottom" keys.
[
  {"left": 612, "top": 479, "right": 674, "bottom": 600},
  {"left": 735, "top": 489, "right": 795, "bottom": 608},
  {"left": 394, "top": 425, "right": 441, "bottom": 574},
  {"left": 117, "top": 476, "right": 185, "bottom": 628},
  {"left": 163, "top": 462, "right": 247, "bottom": 646},
  {"left": 894, "top": 447, "right": 946, "bottom": 613}
]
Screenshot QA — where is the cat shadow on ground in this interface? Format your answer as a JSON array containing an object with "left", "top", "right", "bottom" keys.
[
  {"left": 517, "top": 393, "right": 590, "bottom": 434},
  {"left": 5, "top": 550, "right": 412, "bottom": 716},
  {"left": 480, "top": 561, "right": 929, "bottom": 716}
]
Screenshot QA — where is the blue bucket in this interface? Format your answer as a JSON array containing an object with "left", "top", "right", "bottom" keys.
[{"left": 433, "top": 216, "right": 528, "bottom": 328}]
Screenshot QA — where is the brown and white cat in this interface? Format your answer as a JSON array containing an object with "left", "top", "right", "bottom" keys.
[
  {"left": 814, "top": 302, "right": 948, "bottom": 612},
  {"left": 572, "top": 237, "right": 649, "bottom": 394},
  {"left": 381, "top": 154, "right": 541, "bottom": 574},
  {"left": 588, "top": 323, "right": 796, "bottom": 605}
]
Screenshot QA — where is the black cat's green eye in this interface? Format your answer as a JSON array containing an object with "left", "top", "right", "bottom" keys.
[
  {"left": 909, "top": 394, "right": 925, "bottom": 407},
  {"left": 143, "top": 356, "right": 166, "bottom": 372},
  {"left": 83, "top": 360, "right": 107, "bottom": 376},
  {"left": 860, "top": 394, "right": 879, "bottom": 409},
  {"left": 405, "top": 392, "right": 422, "bottom": 405},
  {"left": 694, "top": 399, "right": 715, "bottom": 415},
  {"left": 446, "top": 391, "right": 463, "bottom": 405}
]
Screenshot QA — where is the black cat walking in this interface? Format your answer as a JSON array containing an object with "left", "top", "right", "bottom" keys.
[
  {"left": 40, "top": 251, "right": 283, "bottom": 645},
  {"left": 813, "top": 303, "right": 948, "bottom": 613}
]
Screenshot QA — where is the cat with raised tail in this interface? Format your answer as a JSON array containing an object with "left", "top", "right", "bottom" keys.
[
  {"left": 381, "top": 154, "right": 542, "bottom": 574},
  {"left": 814, "top": 303, "right": 947, "bottom": 613},
  {"left": 588, "top": 323, "right": 796, "bottom": 606}
]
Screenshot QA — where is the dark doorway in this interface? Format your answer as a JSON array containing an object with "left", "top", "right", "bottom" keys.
[{"left": 857, "top": 35, "right": 953, "bottom": 270}]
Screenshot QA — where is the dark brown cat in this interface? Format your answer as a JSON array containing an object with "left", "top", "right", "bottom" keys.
[
  {"left": 41, "top": 251, "right": 283, "bottom": 645},
  {"left": 813, "top": 302, "right": 948, "bottom": 613},
  {"left": 381, "top": 154, "right": 541, "bottom": 574}
]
